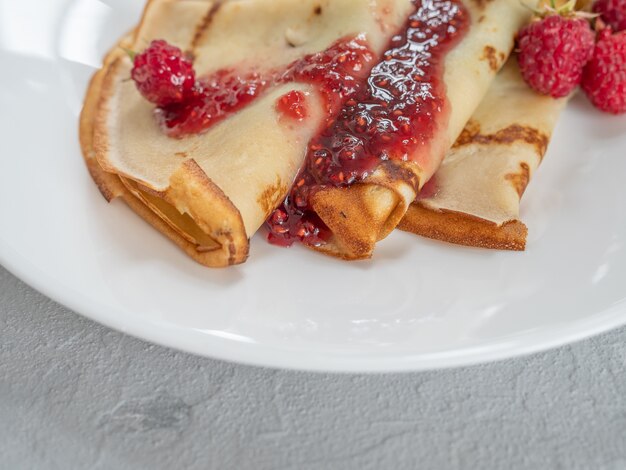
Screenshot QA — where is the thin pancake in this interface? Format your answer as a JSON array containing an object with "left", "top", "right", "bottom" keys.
[
  {"left": 306, "top": 0, "right": 533, "bottom": 259},
  {"left": 398, "top": 59, "right": 568, "bottom": 250},
  {"left": 81, "top": 34, "right": 246, "bottom": 266}
]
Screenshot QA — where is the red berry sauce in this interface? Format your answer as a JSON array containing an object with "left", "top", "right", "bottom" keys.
[
  {"left": 280, "top": 36, "right": 376, "bottom": 115},
  {"left": 267, "top": 0, "right": 469, "bottom": 247},
  {"left": 276, "top": 90, "right": 309, "bottom": 121},
  {"left": 157, "top": 70, "right": 269, "bottom": 138}
]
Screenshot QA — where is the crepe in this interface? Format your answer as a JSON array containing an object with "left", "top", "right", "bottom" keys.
[
  {"left": 82, "top": 0, "right": 532, "bottom": 266},
  {"left": 309, "top": 0, "right": 533, "bottom": 260},
  {"left": 398, "top": 59, "right": 568, "bottom": 250}
]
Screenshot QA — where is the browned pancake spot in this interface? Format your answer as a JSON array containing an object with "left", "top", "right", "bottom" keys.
[
  {"left": 506, "top": 162, "right": 531, "bottom": 198},
  {"left": 481, "top": 45, "right": 501, "bottom": 72},
  {"left": 379, "top": 160, "right": 420, "bottom": 192},
  {"left": 191, "top": 1, "right": 224, "bottom": 51},
  {"left": 314, "top": 5, "right": 323, "bottom": 15},
  {"left": 223, "top": 232, "right": 237, "bottom": 266},
  {"left": 454, "top": 121, "right": 550, "bottom": 156},
  {"left": 257, "top": 177, "right": 288, "bottom": 217},
  {"left": 454, "top": 119, "right": 481, "bottom": 147}
]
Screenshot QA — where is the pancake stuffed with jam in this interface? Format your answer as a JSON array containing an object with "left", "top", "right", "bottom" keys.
[{"left": 82, "top": 0, "right": 533, "bottom": 266}]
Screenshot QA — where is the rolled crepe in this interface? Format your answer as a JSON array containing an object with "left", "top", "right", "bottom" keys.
[
  {"left": 307, "top": 0, "right": 533, "bottom": 259},
  {"left": 82, "top": 0, "right": 531, "bottom": 266},
  {"left": 398, "top": 59, "right": 568, "bottom": 250}
]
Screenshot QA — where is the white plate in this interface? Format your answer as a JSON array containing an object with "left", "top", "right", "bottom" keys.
[{"left": 1, "top": 0, "right": 626, "bottom": 372}]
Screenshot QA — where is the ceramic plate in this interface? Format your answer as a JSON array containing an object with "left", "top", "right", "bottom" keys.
[{"left": 1, "top": 0, "right": 625, "bottom": 372}]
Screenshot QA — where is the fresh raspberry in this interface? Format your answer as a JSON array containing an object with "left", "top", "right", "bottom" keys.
[
  {"left": 593, "top": 0, "right": 626, "bottom": 32},
  {"left": 517, "top": 13, "right": 595, "bottom": 98},
  {"left": 581, "top": 27, "right": 626, "bottom": 114},
  {"left": 130, "top": 40, "right": 196, "bottom": 107}
]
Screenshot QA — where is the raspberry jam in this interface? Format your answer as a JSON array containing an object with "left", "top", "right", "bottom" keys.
[
  {"left": 157, "top": 36, "right": 373, "bottom": 136},
  {"left": 267, "top": 0, "right": 469, "bottom": 247},
  {"left": 276, "top": 90, "right": 309, "bottom": 121},
  {"left": 280, "top": 36, "right": 375, "bottom": 115},
  {"left": 158, "top": 70, "right": 268, "bottom": 138}
]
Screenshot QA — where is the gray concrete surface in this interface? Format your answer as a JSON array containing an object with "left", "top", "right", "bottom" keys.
[{"left": 1, "top": 265, "right": 626, "bottom": 470}]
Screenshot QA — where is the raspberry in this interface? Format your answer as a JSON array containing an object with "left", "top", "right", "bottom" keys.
[
  {"left": 130, "top": 40, "right": 196, "bottom": 107},
  {"left": 581, "top": 28, "right": 626, "bottom": 114},
  {"left": 517, "top": 14, "right": 595, "bottom": 98},
  {"left": 593, "top": 0, "right": 626, "bottom": 32}
]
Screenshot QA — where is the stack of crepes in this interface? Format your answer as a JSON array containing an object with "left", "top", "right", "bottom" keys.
[{"left": 81, "top": 0, "right": 535, "bottom": 267}]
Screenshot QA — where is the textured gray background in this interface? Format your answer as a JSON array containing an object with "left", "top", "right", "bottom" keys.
[{"left": 1, "top": 265, "right": 626, "bottom": 470}]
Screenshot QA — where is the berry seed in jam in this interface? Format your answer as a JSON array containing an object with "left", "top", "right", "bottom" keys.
[{"left": 266, "top": 0, "right": 469, "bottom": 247}]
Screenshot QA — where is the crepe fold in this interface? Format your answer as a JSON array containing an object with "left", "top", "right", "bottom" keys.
[
  {"left": 398, "top": 59, "right": 568, "bottom": 250},
  {"left": 81, "top": 0, "right": 531, "bottom": 267}
]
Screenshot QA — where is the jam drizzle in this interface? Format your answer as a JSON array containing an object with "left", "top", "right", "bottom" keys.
[
  {"left": 267, "top": 0, "right": 469, "bottom": 247},
  {"left": 158, "top": 70, "right": 269, "bottom": 138}
]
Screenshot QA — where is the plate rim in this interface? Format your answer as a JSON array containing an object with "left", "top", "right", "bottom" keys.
[{"left": 2, "top": 248, "right": 625, "bottom": 372}]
